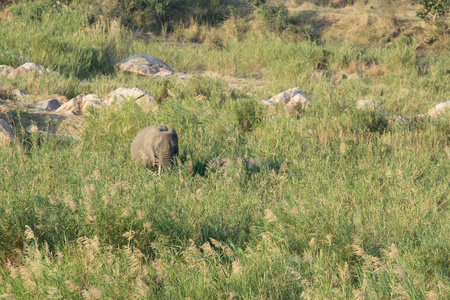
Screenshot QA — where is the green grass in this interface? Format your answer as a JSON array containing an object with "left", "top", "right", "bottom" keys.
[{"left": 1, "top": 1, "right": 449, "bottom": 299}]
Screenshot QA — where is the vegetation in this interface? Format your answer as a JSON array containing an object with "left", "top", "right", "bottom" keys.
[
  {"left": 417, "top": 0, "right": 450, "bottom": 23},
  {"left": 0, "top": 0, "right": 449, "bottom": 299}
]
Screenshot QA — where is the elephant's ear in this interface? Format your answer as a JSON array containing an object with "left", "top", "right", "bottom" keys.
[{"left": 169, "top": 128, "right": 177, "bottom": 135}]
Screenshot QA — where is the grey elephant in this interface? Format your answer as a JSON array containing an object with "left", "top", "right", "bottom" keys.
[{"left": 131, "top": 125, "right": 179, "bottom": 174}]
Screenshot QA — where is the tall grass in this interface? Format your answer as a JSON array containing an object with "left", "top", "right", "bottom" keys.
[{"left": 1, "top": 1, "right": 449, "bottom": 299}]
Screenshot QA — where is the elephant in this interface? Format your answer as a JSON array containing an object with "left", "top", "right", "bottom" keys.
[{"left": 131, "top": 125, "right": 178, "bottom": 174}]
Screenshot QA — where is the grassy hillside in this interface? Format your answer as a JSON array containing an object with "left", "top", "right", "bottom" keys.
[{"left": 1, "top": 0, "right": 449, "bottom": 299}]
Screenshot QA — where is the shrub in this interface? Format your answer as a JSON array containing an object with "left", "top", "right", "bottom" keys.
[
  {"left": 416, "top": 0, "right": 450, "bottom": 23},
  {"left": 257, "top": 3, "right": 288, "bottom": 34},
  {"left": 232, "top": 99, "right": 263, "bottom": 133}
]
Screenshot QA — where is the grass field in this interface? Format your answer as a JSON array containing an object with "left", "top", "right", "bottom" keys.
[{"left": 0, "top": 0, "right": 449, "bottom": 299}]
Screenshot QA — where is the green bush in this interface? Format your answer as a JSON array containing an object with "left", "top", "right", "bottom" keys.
[
  {"left": 258, "top": 3, "right": 288, "bottom": 34},
  {"left": 416, "top": 0, "right": 450, "bottom": 23},
  {"left": 232, "top": 99, "right": 263, "bottom": 133}
]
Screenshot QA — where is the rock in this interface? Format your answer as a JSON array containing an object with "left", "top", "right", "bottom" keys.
[
  {"left": 83, "top": 94, "right": 102, "bottom": 102},
  {"left": 82, "top": 100, "right": 103, "bottom": 111},
  {"left": 0, "top": 65, "right": 14, "bottom": 77},
  {"left": 0, "top": 293, "right": 16, "bottom": 299},
  {"left": 26, "top": 124, "right": 39, "bottom": 133},
  {"left": 12, "top": 89, "right": 27, "bottom": 97},
  {"left": 64, "top": 109, "right": 82, "bottom": 116},
  {"left": 56, "top": 96, "right": 83, "bottom": 114},
  {"left": 11, "top": 62, "right": 48, "bottom": 76},
  {"left": 0, "top": 105, "right": 17, "bottom": 124},
  {"left": 356, "top": 99, "right": 386, "bottom": 115},
  {"left": 356, "top": 99, "right": 375, "bottom": 110},
  {"left": 286, "top": 91, "right": 312, "bottom": 110},
  {"left": 427, "top": 101, "right": 450, "bottom": 116},
  {"left": 114, "top": 54, "right": 176, "bottom": 77},
  {"left": 0, "top": 119, "right": 14, "bottom": 144},
  {"left": 104, "top": 87, "right": 157, "bottom": 111},
  {"left": 56, "top": 94, "right": 104, "bottom": 114},
  {"left": 267, "top": 88, "right": 300, "bottom": 104},
  {"left": 135, "top": 97, "right": 158, "bottom": 113},
  {"left": 261, "top": 100, "right": 274, "bottom": 105},
  {"left": 264, "top": 88, "right": 312, "bottom": 109},
  {"left": 34, "top": 99, "right": 61, "bottom": 111}
]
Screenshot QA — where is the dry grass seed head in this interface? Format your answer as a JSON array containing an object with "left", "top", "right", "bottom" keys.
[
  {"left": 351, "top": 244, "right": 365, "bottom": 257},
  {"left": 152, "top": 259, "right": 166, "bottom": 278},
  {"left": 65, "top": 280, "right": 79, "bottom": 293},
  {"left": 426, "top": 291, "right": 438, "bottom": 300},
  {"left": 24, "top": 225, "right": 35, "bottom": 241},
  {"left": 352, "top": 289, "right": 366, "bottom": 300},
  {"left": 93, "top": 170, "right": 101, "bottom": 180},
  {"left": 393, "top": 264, "right": 405, "bottom": 279},
  {"left": 232, "top": 260, "right": 243, "bottom": 276},
  {"left": 264, "top": 208, "right": 277, "bottom": 222},
  {"left": 393, "top": 283, "right": 409, "bottom": 298}
]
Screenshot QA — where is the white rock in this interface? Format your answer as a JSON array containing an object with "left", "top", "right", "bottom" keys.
[
  {"left": 64, "top": 109, "right": 82, "bottom": 115},
  {"left": 0, "top": 65, "right": 14, "bottom": 77},
  {"left": 356, "top": 100, "right": 386, "bottom": 115},
  {"left": 114, "top": 54, "right": 176, "bottom": 77},
  {"left": 26, "top": 124, "right": 39, "bottom": 133},
  {"left": 34, "top": 99, "right": 61, "bottom": 111},
  {"left": 12, "top": 89, "right": 27, "bottom": 97},
  {"left": 287, "top": 91, "right": 312, "bottom": 110},
  {"left": 0, "top": 119, "right": 14, "bottom": 144},
  {"left": 261, "top": 100, "right": 274, "bottom": 105},
  {"left": 12, "top": 62, "right": 48, "bottom": 76},
  {"left": 267, "top": 88, "right": 301, "bottom": 104},
  {"left": 82, "top": 100, "right": 103, "bottom": 111},
  {"left": 83, "top": 94, "right": 102, "bottom": 102},
  {"left": 56, "top": 99, "right": 80, "bottom": 113},
  {"left": 356, "top": 99, "right": 375, "bottom": 110},
  {"left": 427, "top": 101, "right": 450, "bottom": 116},
  {"left": 104, "top": 87, "right": 157, "bottom": 110}
]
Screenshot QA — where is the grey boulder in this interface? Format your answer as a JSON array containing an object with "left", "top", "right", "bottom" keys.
[
  {"left": 34, "top": 99, "right": 61, "bottom": 111},
  {"left": 114, "top": 54, "right": 176, "bottom": 77}
]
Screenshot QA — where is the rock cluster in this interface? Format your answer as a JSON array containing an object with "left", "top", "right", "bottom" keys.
[
  {"left": 356, "top": 99, "right": 450, "bottom": 122},
  {"left": 262, "top": 88, "right": 312, "bottom": 110},
  {"left": 29, "top": 88, "right": 158, "bottom": 116},
  {"left": 0, "top": 62, "right": 51, "bottom": 77}
]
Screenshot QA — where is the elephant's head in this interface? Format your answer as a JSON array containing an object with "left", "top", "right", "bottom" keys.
[{"left": 153, "top": 129, "right": 178, "bottom": 172}]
